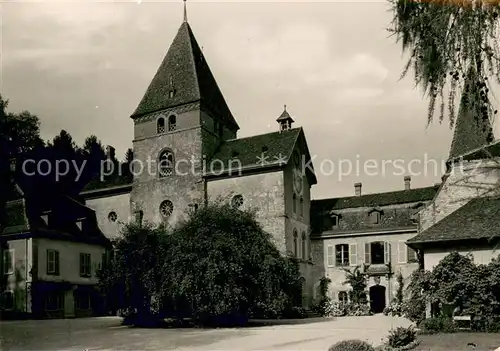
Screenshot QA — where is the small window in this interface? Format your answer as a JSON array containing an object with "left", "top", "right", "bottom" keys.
[
  {"left": 299, "top": 197, "right": 304, "bottom": 217},
  {"left": 45, "top": 292, "right": 63, "bottom": 311},
  {"left": 157, "top": 118, "right": 165, "bottom": 134},
  {"left": 293, "top": 230, "right": 298, "bottom": 257},
  {"left": 301, "top": 232, "right": 307, "bottom": 260},
  {"left": 3, "top": 249, "right": 14, "bottom": 275},
  {"left": 261, "top": 146, "right": 268, "bottom": 152},
  {"left": 159, "top": 150, "right": 174, "bottom": 177},
  {"left": 292, "top": 193, "right": 297, "bottom": 214},
  {"left": 366, "top": 241, "right": 386, "bottom": 265},
  {"left": 134, "top": 210, "right": 144, "bottom": 226},
  {"left": 108, "top": 211, "right": 117, "bottom": 222},
  {"left": 1, "top": 290, "right": 14, "bottom": 310},
  {"left": 338, "top": 291, "right": 348, "bottom": 304},
  {"left": 370, "top": 211, "right": 380, "bottom": 224},
  {"left": 231, "top": 150, "right": 239, "bottom": 158},
  {"left": 75, "top": 293, "right": 91, "bottom": 310},
  {"left": 331, "top": 215, "right": 339, "bottom": 227},
  {"left": 160, "top": 200, "right": 174, "bottom": 219},
  {"left": 46, "top": 249, "right": 60, "bottom": 276},
  {"left": 79, "top": 253, "right": 91, "bottom": 278},
  {"left": 168, "top": 115, "right": 176, "bottom": 131},
  {"left": 407, "top": 247, "right": 418, "bottom": 263},
  {"left": 231, "top": 194, "right": 244, "bottom": 209},
  {"left": 188, "top": 203, "right": 199, "bottom": 213},
  {"left": 335, "top": 244, "right": 349, "bottom": 266}
]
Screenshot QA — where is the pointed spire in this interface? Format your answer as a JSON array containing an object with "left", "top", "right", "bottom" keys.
[
  {"left": 183, "top": 0, "right": 187, "bottom": 23},
  {"left": 448, "top": 67, "right": 495, "bottom": 160},
  {"left": 130, "top": 18, "right": 239, "bottom": 131}
]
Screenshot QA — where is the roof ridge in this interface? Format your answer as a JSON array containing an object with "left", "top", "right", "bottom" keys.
[
  {"left": 313, "top": 184, "right": 439, "bottom": 202},
  {"left": 224, "top": 128, "right": 301, "bottom": 143},
  {"left": 184, "top": 22, "right": 201, "bottom": 100}
]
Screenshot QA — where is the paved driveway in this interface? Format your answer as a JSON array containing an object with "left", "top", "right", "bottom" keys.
[{"left": 0, "top": 315, "right": 413, "bottom": 350}]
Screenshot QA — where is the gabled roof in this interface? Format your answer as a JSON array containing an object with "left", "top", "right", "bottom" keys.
[
  {"left": 407, "top": 196, "right": 500, "bottom": 246},
  {"left": 312, "top": 185, "right": 439, "bottom": 211},
  {"left": 205, "top": 127, "right": 317, "bottom": 183},
  {"left": 448, "top": 67, "right": 495, "bottom": 160},
  {"left": 130, "top": 21, "right": 239, "bottom": 130}
]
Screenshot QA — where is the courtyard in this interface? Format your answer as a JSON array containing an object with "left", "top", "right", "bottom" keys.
[{"left": 0, "top": 315, "right": 413, "bottom": 351}]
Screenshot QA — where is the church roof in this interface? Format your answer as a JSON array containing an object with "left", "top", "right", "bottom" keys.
[
  {"left": 407, "top": 196, "right": 500, "bottom": 246},
  {"left": 206, "top": 128, "right": 315, "bottom": 180},
  {"left": 130, "top": 21, "right": 239, "bottom": 130},
  {"left": 448, "top": 68, "right": 495, "bottom": 160},
  {"left": 312, "top": 185, "right": 439, "bottom": 212}
]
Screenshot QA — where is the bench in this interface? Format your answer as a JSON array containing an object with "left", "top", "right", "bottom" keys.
[{"left": 453, "top": 315, "right": 472, "bottom": 330}]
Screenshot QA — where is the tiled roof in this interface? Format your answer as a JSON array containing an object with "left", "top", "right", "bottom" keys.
[
  {"left": 455, "top": 139, "right": 500, "bottom": 162},
  {"left": 408, "top": 196, "right": 500, "bottom": 245},
  {"left": 312, "top": 185, "right": 439, "bottom": 211},
  {"left": 448, "top": 68, "right": 495, "bottom": 160},
  {"left": 130, "top": 21, "right": 239, "bottom": 130},
  {"left": 206, "top": 128, "right": 302, "bottom": 175}
]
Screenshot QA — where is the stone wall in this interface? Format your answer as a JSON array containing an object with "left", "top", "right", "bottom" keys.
[
  {"left": 85, "top": 192, "right": 131, "bottom": 240},
  {"left": 206, "top": 170, "right": 286, "bottom": 251},
  {"left": 131, "top": 107, "right": 205, "bottom": 227},
  {"left": 420, "top": 158, "right": 500, "bottom": 232}
]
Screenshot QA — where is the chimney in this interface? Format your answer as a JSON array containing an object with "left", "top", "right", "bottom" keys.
[
  {"left": 105, "top": 145, "right": 116, "bottom": 160},
  {"left": 354, "top": 182, "right": 362, "bottom": 196},
  {"left": 404, "top": 176, "right": 411, "bottom": 190}
]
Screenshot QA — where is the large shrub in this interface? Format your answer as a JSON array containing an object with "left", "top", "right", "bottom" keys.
[
  {"left": 328, "top": 340, "right": 374, "bottom": 351},
  {"left": 386, "top": 327, "right": 416, "bottom": 348},
  {"left": 100, "top": 202, "right": 304, "bottom": 326},
  {"left": 418, "top": 317, "right": 457, "bottom": 334},
  {"left": 343, "top": 267, "right": 367, "bottom": 304}
]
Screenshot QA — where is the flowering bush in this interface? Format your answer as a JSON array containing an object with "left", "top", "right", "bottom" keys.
[
  {"left": 345, "top": 302, "right": 371, "bottom": 316},
  {"left": 328, "top": 301, "right": 347, "bottom": 317},
  {"left": 386, "top": 326, "right": 416, "bottom": 348},
  {"left": 383, "top": 302, "right": 403, "bottom": 317},
  {"left": 329, "top": 339, "right": 374, "bottom": 351}
]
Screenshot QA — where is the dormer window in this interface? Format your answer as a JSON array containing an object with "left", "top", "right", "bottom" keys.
[
  {"left": 331, "top": 215, "right": 339, "bottom": 227},
  {"left": 76, "top": 218, "right": 85, "bottom": 231},
  {"left": 168, "top": 115, "right": 176, "bottom": 131},
  {"left": 41, "top": 211, "right": 51, "bottom": 226},
  {"left": 369, "top": 210, "right": 381, "bottom": 224},
  {"left": 231, "top": 150, "right": 239, "bottom": 158},
  {"left": 262, "top": 146, "right": 268, "bottom": 152},
  {"left": 157, "top": 117, "right": 165, "bottom": 134}
]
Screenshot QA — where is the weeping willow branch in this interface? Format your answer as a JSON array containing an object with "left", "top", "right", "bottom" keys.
[{"left": 388, "top": 0, "right": 500, "bottom": 128}]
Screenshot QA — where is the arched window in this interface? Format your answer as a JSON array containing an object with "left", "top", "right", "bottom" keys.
[
  {"left": 231, "top": 194, "right": 244, "bottom": 209},
  {"left": 158, "top": 150, "right": 174, "bottom": 177},
  {"left": 300, "top": 197, "right": 304, "bottom": 217},
  {"left": 168, "top": 115, "right": 176, "bottom": 131},
  {"left": 301, "top": 231, "right": 307, "bottom": 260},
  {"left": 338, "top": 291, "right": 348, "bottom": 304},
  {"left": 160, "top": 200, "right": 174, "bottom": 219},
  {"left": 293, "top": 230, "right": 298, "bottom": 257},
  {"left": 292, "top": 193, "right": 297, "bottom": 214},
  {"left": 157, "top": 117, "right": 165, "bottom": 134}
]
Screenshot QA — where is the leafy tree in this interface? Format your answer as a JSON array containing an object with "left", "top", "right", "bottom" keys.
[
  {"left": 99, "top": 202, "right": 304, "bottom": 326},
  {"left": 388, "top": 0, "right": 500, "bottom": 126},
  {"left": 342, "top": 266, "right": 367, "bottom": 304}
]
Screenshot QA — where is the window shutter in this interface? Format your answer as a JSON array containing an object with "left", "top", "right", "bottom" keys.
[
  {"left": 398, "top": 241, "right": 407, "bottom": 264},
  {"left": 327, "top": 245, "right": 334, "bottom": 267},
  {"left": 364, "top": 243, "right": 371, "bottom": 264},
  {"left": 54, "top": 251, "right": 60, "bottom": 275},
  {"left": 384, "top": 242, "right": 391, "bottom": 264},
  {"left": 349, "top": 244, "right": 358, "bottom": 266}
]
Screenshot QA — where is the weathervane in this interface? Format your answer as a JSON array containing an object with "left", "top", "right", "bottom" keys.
[{"left": 183, "top": 0, "right": 187, "bottom": 23}]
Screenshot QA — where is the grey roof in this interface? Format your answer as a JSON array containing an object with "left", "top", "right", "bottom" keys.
[
  {"left": 130, "top": 21, "right": 239, "bottom": 130},
  {"left": 449, "top": 68, "right": 495, "bottom": 160},
  {"left": 408, "top": 196, "right": 500, "bottom": 245},
  {"left": 312, "top": 185, "right": 439, "bottom": 211}
]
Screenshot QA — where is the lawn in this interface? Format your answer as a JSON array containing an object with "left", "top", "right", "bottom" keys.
[{"left": 415, "top": 333, "right": 500, "bottom": 351}]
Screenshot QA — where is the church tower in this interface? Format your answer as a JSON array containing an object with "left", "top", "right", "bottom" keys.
[{"left": 129, "top": 4, "right": 239, "bottom": 226}]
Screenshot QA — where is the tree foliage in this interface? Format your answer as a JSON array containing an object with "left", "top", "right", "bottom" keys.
[
  {"left": 342, "top": 266, "right": 368, "bottom": 304},
  {"left": 388, "top": 0, "right": 500, "bottom": 126},
  {"left": 98, "top": 202, "right": 304, "bottom": 326},
  {"left": 404, "top": 252, "right": 500, "bottom": 325}
]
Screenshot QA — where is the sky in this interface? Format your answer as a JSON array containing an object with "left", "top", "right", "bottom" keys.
[{"left": 2, "top": 0, "right": 500, "bottom": 200}]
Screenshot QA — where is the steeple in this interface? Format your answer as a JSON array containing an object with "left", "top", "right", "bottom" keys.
[
  {"left": 130, "top": 13, "right": 239, "bottom": 131},
  {"left": 183, "top": 0, "right": 187, "bottom": 23},
  {"left": 277, "top": 105, "right": 294, "bottom": 132},
  {"left": 448, "top": 67, "right": 495, "bottom": 160}
]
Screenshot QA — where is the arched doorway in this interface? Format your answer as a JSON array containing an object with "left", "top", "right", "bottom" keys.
[{"left": 369, "top": 284, "right": 386, "bottom": 314}]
